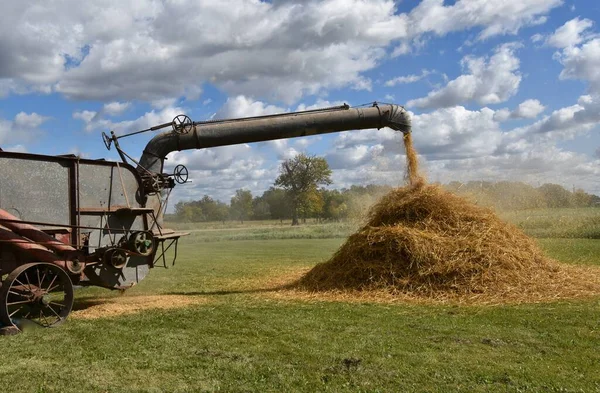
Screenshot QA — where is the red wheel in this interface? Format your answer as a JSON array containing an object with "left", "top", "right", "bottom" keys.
[{"left": 0, "top": 263, "right": 74, "bottom": 329}]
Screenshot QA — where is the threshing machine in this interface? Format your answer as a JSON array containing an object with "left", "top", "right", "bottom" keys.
[{"left": 0, "top": 103, "right": 411, "bottom": 333}]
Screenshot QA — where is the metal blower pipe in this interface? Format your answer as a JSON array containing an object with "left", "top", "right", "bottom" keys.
[
  {"left": 139, "top": 103, "right": 411, "bottom": 173},
  {"left": 0, "top": 208, "right": 76, "bottom": 254}
]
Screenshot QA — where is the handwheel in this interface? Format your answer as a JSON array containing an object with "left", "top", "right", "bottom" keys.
[
  {"left": 102, "top": 132, "right": 113, "bottom": 150},
  {"left": 172, "top": 114, "right": 193, "bottom": 134},
  {"left": 173, "top": 164, "right": 188, "bottom": 184},
  {"left": 0, "top": 263, "right": 74, "bottom": 329}
]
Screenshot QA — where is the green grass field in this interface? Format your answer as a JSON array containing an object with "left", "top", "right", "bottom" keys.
[{"left": 1, "top": 216, "right": 600, "bottom": 392}]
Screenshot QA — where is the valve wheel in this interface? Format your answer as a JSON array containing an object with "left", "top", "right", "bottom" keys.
[
  {"left": 173, "top": 164, "right": 189, "bottom": 184},
  {"left": 0, "top": 263, "right": 74, "bottom": 329},
  {"left": 128, "top": 231, "right": 155, "bottom": 256},
  {"left": 172, "top": 115, "right": 193, "bottom": 134},
  {"left": 102, "top": 132, "right": 113, "bottom": 150}
]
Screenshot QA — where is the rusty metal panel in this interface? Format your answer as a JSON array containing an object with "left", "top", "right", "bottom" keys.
[
  {"left": 78, "top": 163, "right": 140, "bottom": 210},
  {"left": 0, "top": 157, "right": 70, "bottom": 225}
]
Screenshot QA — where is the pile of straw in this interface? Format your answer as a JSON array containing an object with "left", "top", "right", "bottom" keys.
[{"left": 297, "top": 134, "right": 600, "bottom": 303}]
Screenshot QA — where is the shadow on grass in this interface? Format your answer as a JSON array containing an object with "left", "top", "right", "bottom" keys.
[
  {"left": 164, "top": 285, "right": 291, "bottom": 297},
  {"left": 72, "top": 298, "right": 111, "bottom": 311},
  {"left": 70, "top": 284, "right": 294, "bottom": 311}
]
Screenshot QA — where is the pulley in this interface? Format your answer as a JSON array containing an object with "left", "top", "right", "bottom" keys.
[
  {"left": 104, "top": 248, "right": 129, "bottom": 269},
  {"left": 128, "top": 231, "right": 155, "bottom": 256}
]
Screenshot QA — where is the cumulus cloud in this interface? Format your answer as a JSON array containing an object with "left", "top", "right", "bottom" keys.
[
  {"left": 1, "top": 0, "right": 561, "bottom": 103},
  {"left": 215, "top": 95, "right": 286, "bottom": 119},
  {"left": 408, "top": 43, "right": 522, "bottom": 108},
  {"left": 0, "top": 112, "right": 49, "bottom": 146},
  {"left": 494, "top": 99, "right": 545, "bottom": 121},
  {"left": 13, "top": 112, "right": 50, "bottom": 128},
  {"left": 556, "top": 37, "right": 600, "bottom": 92},
  {"left": 512, "top": 95, "right": 600, "bottom": 140},
  {"left": 406, "top": 0, "right": 561, "bottom": 40},
  {"left": 325, "top": 102, "right": 600, "bottom": 196},
  {"left": 546, "top": 17, "right": 594, "bottom": 48},
  {"left": 73, "top": 106, "right": 184, "bottom": 134},
  {"left": 513, "top": 99, "right": 546, "bottom": 118},
  {"left": 102, "top": 101, "right": 130, "bottom": 116},
  {"left": 385, "top": 69, "right": 431, "bottom": 87}
]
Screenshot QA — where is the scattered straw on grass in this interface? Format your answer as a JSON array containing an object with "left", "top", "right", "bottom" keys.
[
  {"left": 71, "top": 295, "right": 209, "bottom": 320},
  {"left": 291, "top": 131, "right": 600, "bottom": 304}
]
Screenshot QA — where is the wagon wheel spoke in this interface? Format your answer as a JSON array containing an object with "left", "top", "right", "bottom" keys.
[
  {"left": 46, "top": 274, "right": 58, "bottom": 293},
  {"left": 6, "top": 300, "right": 33, "bottom": 306},
  {"left": 8, "top": 290, "right": 28, "bottom": 298},
  {"left": 0, "top": 263, "right": 74, "bottom": 330},
  {"left": 9, "top": 306, "right": 24, "bottom": 318},
  {"left": 46, "top": 304, "right": 62, "bottom": 320}
]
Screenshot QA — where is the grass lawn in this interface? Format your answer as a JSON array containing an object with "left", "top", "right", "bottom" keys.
[{"left": 1, "top": 227, "right": 600, "bottom": 392}]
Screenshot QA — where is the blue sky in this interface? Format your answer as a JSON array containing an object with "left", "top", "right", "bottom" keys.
[{"left": 1, "top": 0, "right": 599, "bottom": 206}]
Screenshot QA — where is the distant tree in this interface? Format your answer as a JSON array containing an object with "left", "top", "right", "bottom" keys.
[
  {"left": 275, "top": 154, "right": 332, "bottom": 226},
  {"left": 572, "top": 188, "right": 593, "bottom": 208},
  {"left": 299, "top": 188, "right": 324, "bottom": 223},
  {"left": 261, "top": 187, "right": 290, "bottom": 222},
  {"left": 322, "top": 189, "right": 348, "bottom": 221},
  {"left": 213, "top": 203, "right": 230, "bottom": 223},
  {"left": 538, "top": 183, "right": 573, "bottom": 208},
  {"left": 230, "top": 189, "right": 253, "bottom": 223},
  {"left": 174, "top": 201, "right": 203, "bottom": 222}
]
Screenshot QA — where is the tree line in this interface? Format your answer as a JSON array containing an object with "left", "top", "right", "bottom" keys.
[
  {"left": 167, "top": 154, "right": 600, "bottom": 224},
  {"left": 446, "top": 181, "right": 600, "bottom": 210}
]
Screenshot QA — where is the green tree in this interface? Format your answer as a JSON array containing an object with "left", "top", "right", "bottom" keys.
[
  {"left": 252, "top": 197, "right": 271, "bottom": 220},
  {"left": 538, "top": 183, "right": 573, "bottom": 208},
  {"left": 275, "top": 154, "right": 332, "bottom": 226},
  {"left": 230, "top": 189, "right": 253, "bottom": 223},
  {"left": 198, "top": 195, "right": 230, "bottom": 222},
  {"left": 262, "top": 187, "right": 290, "bottom": 223},
  {"left": 174, "top": 201, "right": 203, "bottom": 222},
  {"left": 322, "top": 189, "right": 348, "bottom": 221},
  {"left": 572, "top": 188, "right": 593, "bottom": 208}
]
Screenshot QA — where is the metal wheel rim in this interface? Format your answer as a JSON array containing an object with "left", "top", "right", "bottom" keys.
[{"left": 0, "top": 263, "right": 74, "bottom": 329}]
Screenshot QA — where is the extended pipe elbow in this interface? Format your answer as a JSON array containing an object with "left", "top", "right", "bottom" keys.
[{"left": 379, "top": 104, "right": 411, "bottom": 134}]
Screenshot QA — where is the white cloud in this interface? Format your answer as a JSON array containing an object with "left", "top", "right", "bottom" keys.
[
  {"left": 531, "top": 33, "right": 544, "bottom": 43},
  {"left": 546, "top": 17, "right": 594, "bottom": 48},
  {"left": 0, "top": 0, "right": 561, "bottom": 103},
  {"left": 324, "top": 102, "right": 600, "bottom": 196},
  {"left": 512, "top": 94, "right": 600, "bottom": 140},
  {"left": 14, "top": 112, "right": 50, "bottom": 128},
  {"left": 493, "top": 108, "right": 512, "bottom": 122},
  {"left": 385, "top": 69, "right": 431, "bottom": 87},
  {"left": 102, "top": 101, "right": 130, "bottom": 116},
  {"left": 557, "top": 37, "right": 600, "bottom": 92},
  {"left": 0, "top": 112, "right": 48, "bottom": 145},
  {"left": 408, "top": 43, "right": 522, "bottom": 108},
  {"left": 494, "top": 99, "right": 546, "bottom": 122},
  {"left": 215, "top": 95, "right": 286, "bottom": 119},
  {"left": 513, "top": 99, "right": 546, "bottom": 119},
  {"left": 73, "top": 110, "right": 96, "bottom": 124},
  {"left": 406, "top": 0, "right": 562, "bottom": 40},
  {"left": 73, "top": 106, "right": 184, "bottom": 135},
  {"left": 391, "top": 41, "right": 412, "bottom": 57}
]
